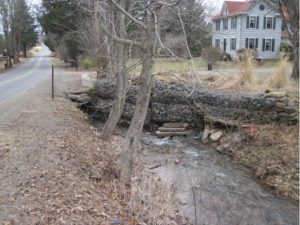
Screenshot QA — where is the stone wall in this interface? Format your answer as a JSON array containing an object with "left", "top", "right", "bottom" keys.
[{"left": 88, "top": 80, "right": 298, "bottom": 126}]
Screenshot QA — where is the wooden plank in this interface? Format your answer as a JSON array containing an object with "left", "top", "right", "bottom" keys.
[
  {"left": 155, "top": 130, "right": 192, "bottom": 137},
  {"left": 163, "top": 123, "right": 190, "bottom": 128},
  {"left": 158, "top": 127, "right": 186, "bottom": 132}
]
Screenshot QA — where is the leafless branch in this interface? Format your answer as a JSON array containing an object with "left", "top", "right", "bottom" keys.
[{"left": 108, "top": 0, "right": 147, "bottom": 30}]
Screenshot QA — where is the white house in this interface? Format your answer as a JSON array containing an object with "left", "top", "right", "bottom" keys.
[{"left": 212, "top": 0, "right": 283, "bottom": 59}]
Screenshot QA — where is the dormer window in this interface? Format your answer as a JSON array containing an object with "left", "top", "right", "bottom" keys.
[{"left": 225, "top": 7, "right": 228, "bottom": 14}]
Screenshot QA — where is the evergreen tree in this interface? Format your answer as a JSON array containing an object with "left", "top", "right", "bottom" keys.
[{"left": 39, "top": 0, "right": 84, "bottom": 64}]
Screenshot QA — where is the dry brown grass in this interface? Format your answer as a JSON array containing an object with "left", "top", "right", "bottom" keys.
[
  {"left": 239, "top": 51, "right": 256, "bottom": 88},
  {"left": 220, "top": 50, "right": 257, "bottom": 90},
  {"left": 266, "top": 57, "right": 290, "bottom": 89},
  {"left": 130, "top": 166, "right": 185, "bottom": 225}
]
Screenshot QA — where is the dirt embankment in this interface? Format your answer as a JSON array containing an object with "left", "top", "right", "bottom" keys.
[
  {"left": 0, "top": 72, "right": 187, "bottom": 224},
  {"left": 208, "top": 124, "right": 299, "bottom": 202}
]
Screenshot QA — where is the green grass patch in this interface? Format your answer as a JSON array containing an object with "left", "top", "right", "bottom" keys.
[{"left": 81, "top": 58, "right": 96, "bottom": 69}]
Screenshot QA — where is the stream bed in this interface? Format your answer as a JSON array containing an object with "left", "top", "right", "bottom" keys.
[{"left": 139, "top": 134, "right": 298, "bottom": 225}]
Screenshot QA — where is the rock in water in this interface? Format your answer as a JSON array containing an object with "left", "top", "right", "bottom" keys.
[{"left": 210, "top": 130, "right": 223, "bottom": 141}]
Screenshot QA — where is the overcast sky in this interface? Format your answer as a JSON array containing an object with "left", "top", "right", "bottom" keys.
[
  {"left": 28, "top": 0, "right": 225, "bottom": 13},
  {"left": 27, "top": 0, "right": 223, "bottom": 10}
]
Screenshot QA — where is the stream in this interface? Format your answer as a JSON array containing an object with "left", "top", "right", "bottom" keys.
[
  {"left": 91, "top": 119, "right": 298, "bottom": 225},
  {"left": 139, "top": 134, "right": 298, "bottom": 225}
]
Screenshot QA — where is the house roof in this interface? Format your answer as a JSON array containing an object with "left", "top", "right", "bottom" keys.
[
  {"left": 224, "top": 1, "right": 253, "bottom": 14},
  {"left": 212, "top": 0, "right": 256, "bottom": 20}
]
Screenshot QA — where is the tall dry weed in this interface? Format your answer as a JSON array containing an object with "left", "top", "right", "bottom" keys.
[
  {"left": 267, "top": 57, "right": 290, "bottom": 89},
  {"left": 220, "top": 49, "right": 257, "bottom": 90},
  {"left": 239, "top": 50, "right": 256, "bottom": 88}
]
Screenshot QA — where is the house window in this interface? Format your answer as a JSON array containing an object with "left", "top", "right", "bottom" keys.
[
  {"left": 266, "top": 17, "right": 273, "bottom": 29},
  {"left": 215, "top": 39, "right": 220, "bottom": 48},
  {"left": 263, "top": 38, "right": 275, "bottom": 51},
  {"left": 246, "top": 38, "right": 258, "bottom": 50},
  {"left": 249, "top": 16, "right": 257, "bottom": 28},
  {"left": 264, "top": 16, "right": 276, "bottom": 29},
  {"left": 216, "top": 20, "right": 220, "bottom": 31},
  {"left": 249, "top": 38, "right": 255, "bottom": 49},
  {"left": 265, "top": 39, "right": 272, "bottom": 51},
  {"left": 223, "top": 19, "right": 228, "bottom": 30},
  {"left": 230, "top": 38, "right": 236, "bottom": 50},
  {"left": 231, "top": 16, "right": 237, "bottom": 29}
]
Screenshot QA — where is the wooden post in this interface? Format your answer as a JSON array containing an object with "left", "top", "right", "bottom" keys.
[{"left": 52, "top": 64, "right": 54, "bottom": 99}]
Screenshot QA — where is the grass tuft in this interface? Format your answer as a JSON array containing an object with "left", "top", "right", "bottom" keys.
[
  {"left": 266, "top": 57, "right": 290, "bottom": 89},
  {"left": 239, "top": 50, "right": 256, "bottom": 88},
  {"left": 220, "top": 50, "right": 257, "bottom": 90}
]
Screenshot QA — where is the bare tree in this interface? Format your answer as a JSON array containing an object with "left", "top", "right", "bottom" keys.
[
  {"left": 78, "top": 0, "right": 111, "bottom": 79},
  {"left": 79, "top": 0, "right": 208, "bottom": 184},
  {"left": 0, "top": 0, "right": 13, "bottom": 67},
  {"left": 272, "top": 0, "right": 299, "bottom": 79},
  {"left": 101, "top": 0, "right": 129, "bottom": 140},
  {"left": 107, "top": 0, "right": 168, "bottom": 184},
  {"left": 86, "top": 0, "right": 169, "bottom": 183},
  {"left": 0, "top": 0, "right": 36, "bottom": 65}
]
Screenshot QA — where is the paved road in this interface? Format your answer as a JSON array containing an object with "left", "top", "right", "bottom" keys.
[{"left": 0, "top": 46, "right": 51, "bottom": 105}]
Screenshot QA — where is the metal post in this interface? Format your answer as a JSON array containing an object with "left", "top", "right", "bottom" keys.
[{"left": 52, "top": 64, "right": 54, "bottom": 99}]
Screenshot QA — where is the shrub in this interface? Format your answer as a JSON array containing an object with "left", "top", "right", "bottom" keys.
[
  {"left": 202, "top": 47, "right": 223, "bottom": 65},
  {"left": 280, "top": 43, "right": 294, "bottom": 61},
  {"left": 222, "top": 53, "right": 232, "bottom": 61}
]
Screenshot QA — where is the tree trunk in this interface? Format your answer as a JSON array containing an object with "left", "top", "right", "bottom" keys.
[
  {"left": 96, "top": 57, "right": 102, "bottom": 79},
  {"left": 101, "top": 0, "right": 128, "bottom": 140},
  {"left": 117, "top": 9, "right": 159, "bottom": 184},
  {"left": 117, "top": 51, "right": 154, "bottom": 184},
  {"left": 276, "top": 0, "right": 299, "bottom": 79},
  {"left": 291, "top": 41, "right": 299, "bottom": 79},
  {"left": 23, "top": 44, "right": 27, "bottom": 58}
]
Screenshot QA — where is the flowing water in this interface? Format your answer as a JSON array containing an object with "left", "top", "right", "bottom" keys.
[
  {"left": 91, "top": 119, "right": 298, "bottom": 225},
  {"left": 139, "top": 134, "right": 298, "bottom": 225}
]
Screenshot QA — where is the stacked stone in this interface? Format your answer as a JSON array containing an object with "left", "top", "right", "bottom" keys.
[{"left": 90, "top": 79, "right": 298, "bottom": 126}]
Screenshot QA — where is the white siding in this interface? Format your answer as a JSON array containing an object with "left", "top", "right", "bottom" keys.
[
  {"left": 240, "top": 1, "right": 282, "bottom": 59},
  {"left": 212, "top": 0, "right": 282, "bottom": 59},
  {"left": 212, "top": 16, "right": 242, "bottom": 58}
]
